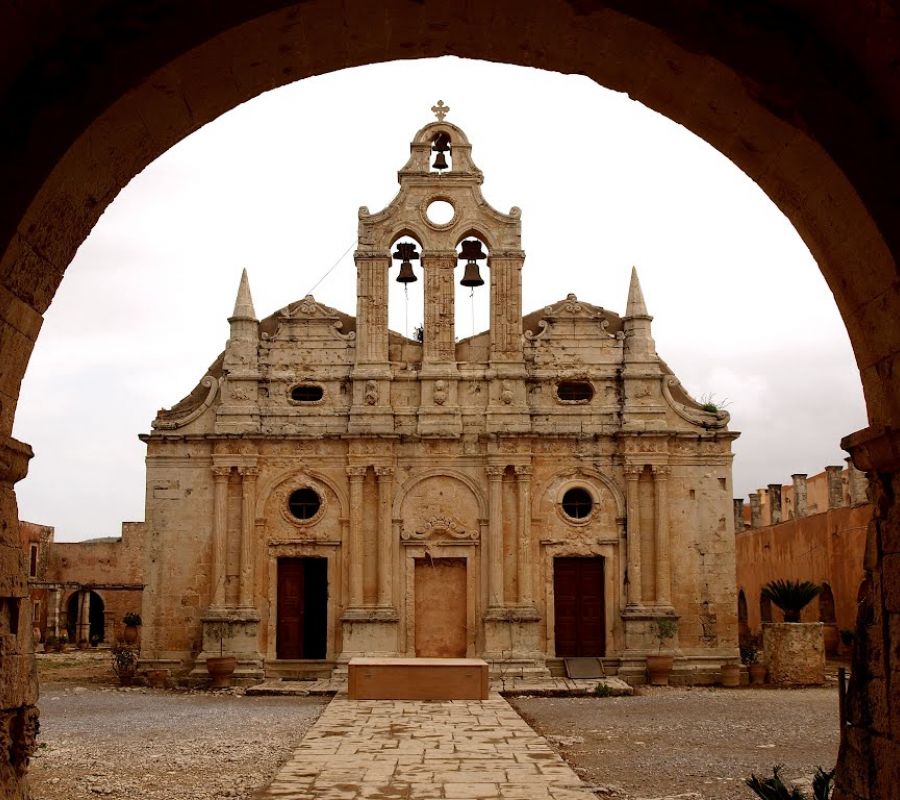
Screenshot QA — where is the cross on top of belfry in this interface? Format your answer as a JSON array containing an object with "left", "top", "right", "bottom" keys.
[{"left": 431, "top": 100, "right": 450, "bottom": 121}]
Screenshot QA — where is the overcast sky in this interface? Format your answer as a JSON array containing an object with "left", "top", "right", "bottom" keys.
[{"left": 13, "top": 58, "right": 867, "bottom": 542}]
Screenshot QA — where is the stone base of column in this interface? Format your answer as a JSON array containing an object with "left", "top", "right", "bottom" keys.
[
  {"left": 340, "top": 607, "right": 400, "bottom": 661},
  {"left": 482, "top": 607, "right": 548, "bottom": 677},
  {"left": 194, "top": 608, "right": 264, "bottom": 684}
]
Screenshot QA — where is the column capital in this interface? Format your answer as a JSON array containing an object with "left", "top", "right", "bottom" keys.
[
  {"left": 374, "top": 466, "right": 394, "bottom": 478},
  {"left": 346, "top": 465, "right": 368, "bottom": 479},
  {"left": 212, "top": 466, "right": 232, "bottom": 480},
  {"left": 624, "top": 464, "right": 643, "bottom": 478},
  {"left": 486, "top": 465, "right": 506, "bottom": 479},
  {"left": 0, "top": 435, "right": 33, "bottom": 485},
  {"left": 651, "top": 465, "right": 671, "bottom": 477},
  {"left": 514, "top": 465, "right": 533, "bottom": 479},
  {"left": 354, "top": 250, "right": 391, "bottom": 262},
  {"left": 238, "top": 466, "right": 259, "bottom": 479}
]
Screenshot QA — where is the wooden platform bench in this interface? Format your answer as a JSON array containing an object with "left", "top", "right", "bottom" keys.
[{"left": 347, "top": 657, "right": 489, "bottom": 700}]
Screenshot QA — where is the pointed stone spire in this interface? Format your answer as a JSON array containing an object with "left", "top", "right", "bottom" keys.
[
  {"left": 231, "top": 268, "right": 256, "bottom": 321},
  {"left": 625, "top": 266, "right": 650, "bottom": 319}
]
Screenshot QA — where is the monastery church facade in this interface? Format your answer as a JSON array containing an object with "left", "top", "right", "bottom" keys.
[{"left": 139, "top": 108, "right": 739, "bottom": 682}]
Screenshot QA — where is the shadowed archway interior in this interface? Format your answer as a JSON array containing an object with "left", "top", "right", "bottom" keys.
[{"left": 1, "top": 3, "right": 898, "bottom": 798}]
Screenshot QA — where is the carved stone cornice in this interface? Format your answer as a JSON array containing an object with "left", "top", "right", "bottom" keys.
[
  {"left": 842, "top": 426, "right": 900, "bottom": 472},
  {"left": 0, "top": 435, "right": 33, "bottom": 485}
]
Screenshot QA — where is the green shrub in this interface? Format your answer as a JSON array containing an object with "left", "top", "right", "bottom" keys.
[
  {"left": 122, "top": 612, "right": 142, "bottom": 627},
  {"left": 746, "top": 765, "right": 834, "bottom": 799}
]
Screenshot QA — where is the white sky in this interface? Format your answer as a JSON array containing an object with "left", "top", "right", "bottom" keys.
[{"left": 13, "top": 58, "right": 867, "bottom": 542}]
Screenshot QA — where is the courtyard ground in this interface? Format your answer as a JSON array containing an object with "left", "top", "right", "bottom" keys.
[{"left": 30, "top": 651, "right": 840, "bottom": 800}]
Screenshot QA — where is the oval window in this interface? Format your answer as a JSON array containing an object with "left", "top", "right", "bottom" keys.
[
  {"left": 425, "top": 199, "right": 455, "bottom": 225},
  {"left": 562, "top": 487, "right": 593, "bottom": 519},
  {"left": 291, "top": 384, "right": 324, "bottom": 402},
  {"left": 288, "top": 487, "right": 321, "bottom": 520},
  {"left": 557, "top": 381, "right": 594, "bottom": 402}
]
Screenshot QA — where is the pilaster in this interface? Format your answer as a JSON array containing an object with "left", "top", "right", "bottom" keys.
[
  {"left": 652, "top": 465, "right": 672, "bottom": 607},
  {"left": 624, "top": 465, "right": 643, "bottom": 607},
  {"left": 209, "top": 466, "right": 230, "bottom": 609},
  {"left": 238, "top": 467, "right": 258, "bottom": 610}
]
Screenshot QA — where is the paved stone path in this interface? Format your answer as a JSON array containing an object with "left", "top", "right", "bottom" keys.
[{"left": 257, "top": 694, "right": 598, "bottom": 799}]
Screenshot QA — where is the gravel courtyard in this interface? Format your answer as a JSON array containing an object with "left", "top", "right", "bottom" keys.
[
  {"left": 30, "top": 653, "right": 840, "bottom": 800},
  {"left": 511, "top": 686, "right": 840, "bottom": 800}
]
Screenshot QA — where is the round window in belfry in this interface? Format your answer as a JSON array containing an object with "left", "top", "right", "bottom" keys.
[
  {"left": 291, "top": 384, "right": 324, "bottom": 402},
  {"left": 562, "top": 487, "right": 593, "bottom": 519},
  {"left": 288, "top": 488, "right": 321, "bottom": 520},
  {"left": 426, "top": 199, "right": 455, "bottom": 225}
]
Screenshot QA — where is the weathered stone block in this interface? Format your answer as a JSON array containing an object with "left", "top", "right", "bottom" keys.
[{"left": 762, "top": 622, "right": 825, "bottom": 685}]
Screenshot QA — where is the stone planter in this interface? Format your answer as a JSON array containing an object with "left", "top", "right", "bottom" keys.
[
  {"left": 121, "top": 625, "right": 139, "bottom": 645},
  {"left": 207, "top": 656, "right": 237, "bottom": 689},
  {"left": 646, "top": 655, "right": 674, "bottom": 686},
  {"left": 719, "top": 663, "right": 741, "bottom": 687},
  {"left": 762, "top": 622, "right": 825, "bottom": 685}
]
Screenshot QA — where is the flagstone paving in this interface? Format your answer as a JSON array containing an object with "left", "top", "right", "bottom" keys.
[{"left": 256, "top": 694, "right": 599, "bottom": 799}]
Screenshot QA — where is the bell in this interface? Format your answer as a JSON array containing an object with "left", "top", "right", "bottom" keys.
[
  {"left": 460, "top": 261, "right": 484, "bottom": 287},
  {"left": 432, "top": 151, "right": 448, "bottom": 170},
  {"left": 396, "top": 262, "right": 417, "bottom": 283},
  {"left": 459, "top": 239, "right": 487, "bottom": 261},
  {"left": 393, "top": 241, "right": 420, "bottom": 283}
]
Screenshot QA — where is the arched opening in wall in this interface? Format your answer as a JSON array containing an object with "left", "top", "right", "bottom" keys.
[
  {"left": 387, "top": 234, "right": 424, "bottom": 342},
  {"left": 737, "top": 589, "right": 750, "bottom": 646},
  {"left": 760, "top": 593, "right": 774, "bottom": 625},
  {"left": 454, "top": 234, "right": 490, "bottom": 342},
  {"left": 65, "top": 592, "right": 79, "bottom": 643},
  {"left": 0, "top": 42, "right": 884, "bottom": 792},
  {"left": 819, "top": 582, "right": 838, "bottom": 656},
  {"left": 88, "top": 591, "right": 106, "bottom": 644}
]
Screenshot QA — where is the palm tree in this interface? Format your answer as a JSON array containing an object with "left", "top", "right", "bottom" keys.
[{"left": 761, "top": 579, "right": 822, "bottom": 623}]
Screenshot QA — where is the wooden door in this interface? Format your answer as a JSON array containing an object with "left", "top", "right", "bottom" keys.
[
  {"left": 277, "top": 558, "right": 328, "bottom": 660},
  {"left": 554, "top": 557, "right": 606, "bottom": 657},
  {"left": 414, "top": 558, "right": 467, "bottom": 657}
]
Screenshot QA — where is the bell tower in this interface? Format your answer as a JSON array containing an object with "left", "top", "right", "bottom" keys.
[{"left": 351, "top": 102, "right": 529, "bottom": 436}]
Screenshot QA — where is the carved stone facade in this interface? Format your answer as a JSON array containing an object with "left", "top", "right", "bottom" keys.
[{"left": 139, "top": 112, "right": 739, "bottom": 683}]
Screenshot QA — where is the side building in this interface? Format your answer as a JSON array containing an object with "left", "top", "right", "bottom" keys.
[
  {"left": 138, "top": 109, "right": 740, "bottom": 684},
  {"left": 20, "top": 520, "right": 145, "bottom": 646},
  {"left": 734, "top": 461, "right": 870, "bottom": 654}
]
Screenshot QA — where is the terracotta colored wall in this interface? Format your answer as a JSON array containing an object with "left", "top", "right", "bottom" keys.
[{"left": 735, "top": 504, "right": 870, "bottom": 635}]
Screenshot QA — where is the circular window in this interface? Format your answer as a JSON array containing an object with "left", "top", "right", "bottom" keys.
[
  {"left": 288, "top": 487, "right": 321, "bottom": 520},
  {"left": 562, "top": 487, "right": 593, "bottom": 519},
  {"left": 425, "top": 199, "right": 455, "bottom": 225}
]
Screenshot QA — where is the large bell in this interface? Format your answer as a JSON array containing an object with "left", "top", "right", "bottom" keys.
[
  {"left": 460, "top": 261, "right": 485, "bottom": 287},
  {"left": 393, "top": 241, "right": 419, "bottom": 283},
  {"left": 396, "top": 262, "right": 417, "bottom": 283},
  {"left": 432, "top": 132, "right": 451, "bottom": 171}
]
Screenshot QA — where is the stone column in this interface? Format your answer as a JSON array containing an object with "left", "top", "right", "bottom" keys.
[
  {"left": 486, "top": 465, "right": 505, "bottom": 609},
  {"left": 768, "top": 483, "right": 783, "bottom": 524},
  {"left": 421, "top": 252, "right": 457, "bottom": 366},
  {"left": 749, "top": 492, "right": 762, "bottom": 528},
  {"left": 210, "top": 466, "right": 231, "bottom": 608},
  {"left": 489, "top": 251, "right": 525, "bottom": 363},
  {"left": 733, "top": 498, "right": 745, "bottom": 532},
  {"left": 238, "top": 467, "right": 257, "bottom": 609},
  {"left": 625, "top": 466, "right": 643, "bottom": 606},
  {"left": 53, "top": 588, "right": 61, "bottom": 637},
  {"left": 353, "top": 253, "right": 391, "bottom": 366},
  {"left": 825, "top": 465, "right": 845, "bottom": 509},
  {"left": 79, "top": 590, "right": 90, "bottom": 645},
  {"left": 653, "top": 466, "right": 671, "bottom": 606},
  {"left": 845, "top": 457, "right": 869, "bottom": 506},
  {"left": 792, "top": 474, "right": 809, "bottom": 518},
  {"left": 375, "top": 467, "right": 394, "bottom": 608},
  {"left": 347, "top": 466, "right": 367, "bottom": 608},
  {"left": 515, "top": 466, "right": 533, "bottom": 606}
]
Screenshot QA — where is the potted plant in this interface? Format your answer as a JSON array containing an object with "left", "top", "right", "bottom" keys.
[
  {"left": 741, "top": 636, "right": 767, "bottom": 685},
  {"left": 57, "top": 632, "right": 69, "bottom": 652},
  {"left": 90, "top": 633, "right": 101, "bottom": 648},
  {"left": 646, "top": 616, "right": 678, "bottom": 686},
  {"left": 44, "top": 633, "right": 59, "bottom": 653},
  {"left": 761, "top": 579, "right": 826, "bottom": 685},
  {"left": 111, "top": 645, "right": 139, "bottom": 686},
  {"left": 761, "top": 579, "right": 822, "bottom": 622},
  {"left": 121, "top": 612, "right": 142, "bottom": 644},
  {"left": 206, "top": 622, "right": 237, "bottom": 689}
]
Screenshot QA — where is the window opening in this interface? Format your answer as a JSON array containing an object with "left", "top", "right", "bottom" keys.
[
  {"left": 29, "top": 543, "right": 38, "bottom": 578},
  {"left": 562, "top": 487, "right": 593, "bottom": 519},
  {"left": 291, "top": 384, "right": 324, "bottom": 402},
  {"left": 288, "top": 487, "right": 321, "bottom": 520},
  {"left": 557, "top": 381, "right": 594, "bottom": 402},
  {"left": 426, "top": 199, "right": 454, "bottom": 225}
]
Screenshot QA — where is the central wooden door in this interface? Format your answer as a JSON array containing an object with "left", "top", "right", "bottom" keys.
[
  {"left": 553, "top": 556, "right": 606, "bottom": 657},
  {"left": 414, "top": 558, "right": 467, "bottom": 657},
  {"left": 277, "top": 557, "right": 328, "bottom": 660}
]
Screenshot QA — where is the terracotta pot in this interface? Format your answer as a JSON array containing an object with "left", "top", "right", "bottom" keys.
[
  {"left": 646, "top": 654, "right": 674, "bottom": 686},
  {"left": 118, "top": 671, "right": 136, "bottom": 687},
  {"left": 720, "top": 663, "right": 741, "bottom": 687},
  {"left": 122, "top": 625, "right": 139, "bottom": 645},
  {"left": 748, "top": 663, "right": 767, "bottom": 685},
  {"left": 823, "top": 624, "right": 840, "bottom": 657},
  {"left": 207, "top": 656, "right": 237, "bottom": 689}
]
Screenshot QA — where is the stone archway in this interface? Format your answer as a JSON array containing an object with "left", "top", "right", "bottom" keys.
[{"left": 1, "top": 4, "right": 899, "bottom": 798}]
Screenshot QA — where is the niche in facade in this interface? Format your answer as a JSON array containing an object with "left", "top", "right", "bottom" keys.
[
  {"left": 556, "top": 380, "right": 594, "bottom": 403},
  {"left": 290, "top": 384, "right": 324, "bottom": 403}
]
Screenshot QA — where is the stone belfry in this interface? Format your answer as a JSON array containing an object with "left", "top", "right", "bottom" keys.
[{"left": 350, "top": 101, "right": 529, "bottom": 436}]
